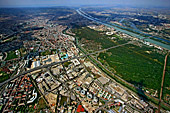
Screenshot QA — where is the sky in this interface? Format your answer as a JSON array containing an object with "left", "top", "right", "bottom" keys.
[{"left": 0, "top": 0, "right": 170, "bottom": 8}]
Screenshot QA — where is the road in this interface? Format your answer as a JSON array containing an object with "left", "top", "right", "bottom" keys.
[
  {"left": 75, "top": 33, "right": 170, "bottom": 112},
  {"left": 77, "top": 8, "right": 170, "bottom": 50},
  {"left": 78, "top": 43, "right": 146, "bottom": 113},
  {"left": 29, "top": 75, "right": 51, "bottom": 112},
  {"left": 0, "top": 41, "right": 131, "bottom": 87},
  {"left": 158, "top": 52, "right": 170, "bottom": 113},
  {"left": 78, "top": 41, "right": 170, "bottom": 111},
  {"left": 94, "top": 99, "right": 115, "bottom": 113}
]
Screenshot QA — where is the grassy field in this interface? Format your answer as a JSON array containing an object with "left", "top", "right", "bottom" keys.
[
  {"left": 6, "top": 51, "right": 18, "bottom": 60},
  {"left": 0, "top": 71, "right": 10, "bottom": 83},
  {"left": 73, "top": 27, "right": 170, "bottom": 102},
  {"left": 60, "top": 96, "right": 67, "bottom": 106},
  {"left": 37, "top": 98, "right": 48, "bottom": 111},
  {"left": 63, "top": 61, "right": 72, "bottom": 67},
  {"left": 73, "top": 27, "right": 127, "bottom": 50},
  {"left": 41, "top": 50, "right": 52, "bottom": 56}
]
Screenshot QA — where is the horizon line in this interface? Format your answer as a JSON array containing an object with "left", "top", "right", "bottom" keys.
[{"left": 0, "top": 4, "right": 170, "bottom": 9}]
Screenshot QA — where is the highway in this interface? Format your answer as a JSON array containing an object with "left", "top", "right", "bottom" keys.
[
  {"left": 158, "top": 52, "right": 170, "bottom": 113},
  {"left": 0, "top": 41, "right": 131, "bottom": 87},
  {"left": 77, "top": 8, "right": 170, "bottom": 50}
]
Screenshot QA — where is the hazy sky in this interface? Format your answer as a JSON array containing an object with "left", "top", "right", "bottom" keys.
[{"left": 0, "top": 0, "right": 170, "bottom": 8}]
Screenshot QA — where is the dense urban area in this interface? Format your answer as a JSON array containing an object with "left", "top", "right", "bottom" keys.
[{"left": 0, "top": 6, "right": 170, "bottom": 113}]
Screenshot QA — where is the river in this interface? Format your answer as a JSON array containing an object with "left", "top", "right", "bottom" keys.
[{"left": 77, "top": 9, "right": 170, "bottom": 50}]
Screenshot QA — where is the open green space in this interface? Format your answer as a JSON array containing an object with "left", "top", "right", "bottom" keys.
[
  {"left": 73, "top": 27, "right": 127, "bottom": 50},
  {"left": 60, "top": 96, "right": 67, "bottom": 106},
  {"left": 63, "top": 61, "right": 72, "bottom": 67},
  {"left": 6, "top": 51, "right": 18, "bottom": 60},
  {"left": 41, "top": 50, "right": 52, "bottom": 56},
  {"left": 0, "top": 71, "right": 10, "bottom": 83},
  {"left": 73, "top": 27, "right": 170, "bottom": 106},
  {"left": 98, "top": 46, "right": 163, "bottom": 90},
  {"left": 37, "top": 98, "right": 48, "bottom": 111}
]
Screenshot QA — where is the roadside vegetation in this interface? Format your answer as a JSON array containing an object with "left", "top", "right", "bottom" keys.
[{"left": 73, "top": 27, "right": 170, "bottom": 105}]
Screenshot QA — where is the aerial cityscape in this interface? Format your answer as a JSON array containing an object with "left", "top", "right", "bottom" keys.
[{"left": 0, "top": 0, "right": 170, "bottom": 113}]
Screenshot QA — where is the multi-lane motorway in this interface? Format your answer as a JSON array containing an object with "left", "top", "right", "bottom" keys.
[
  {"left": 0, "top": 41, "right": 131, "bottom": 87},
  {"left": 77, "top": 8, "right": 170, "bottom": 50}
]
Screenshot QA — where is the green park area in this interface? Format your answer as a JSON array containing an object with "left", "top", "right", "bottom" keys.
[
  {"left": 6, "top": 51, "right": 18, "bottom": 61},
  {"left": 63, "top": 61, "right": 72, "bottom": 67},
  {"left": 41, "top": 49, "right": 57, "bottom": 56},
  {"left": 60, "top": 96, "right": 67, "bottom": 106},
  {"left": 73, "top": 27, "right": 127, "bottom": 50},
  {"left": 41, "top": 50, "right": 52, "bottom": 56},
  {"left": 37, "top": 98, "right": 48, "bottom": 111},
  {"left": 0, "top": 71, "right": 10, "bottom": 83},
  {"left": 73, "top": 27, "right": 170, "bottom": 104}
]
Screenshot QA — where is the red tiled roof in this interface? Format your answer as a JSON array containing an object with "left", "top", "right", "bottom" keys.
[{"left": 77, "top": 105, "right": 85, "bottom": 112}]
